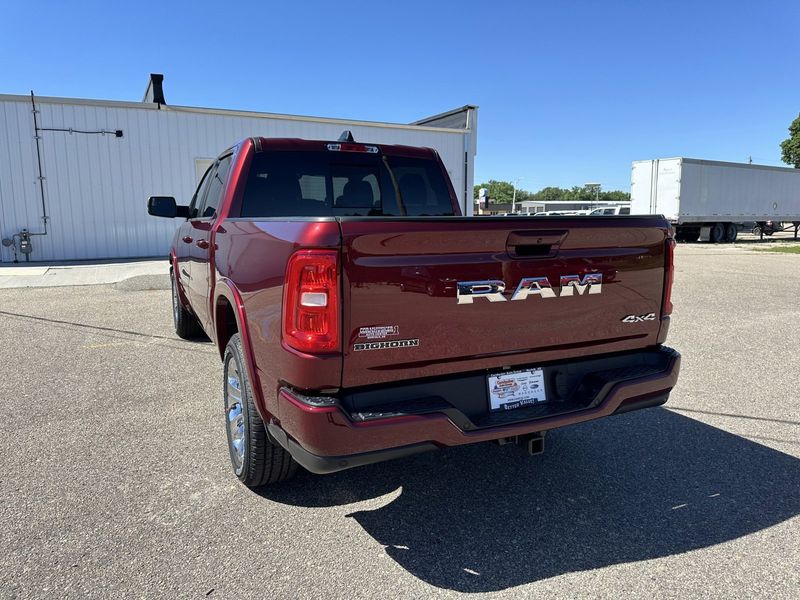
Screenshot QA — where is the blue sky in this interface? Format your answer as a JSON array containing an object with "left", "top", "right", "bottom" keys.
[{"left": 2, "top": 0, "right": 798, "bottom": 192}]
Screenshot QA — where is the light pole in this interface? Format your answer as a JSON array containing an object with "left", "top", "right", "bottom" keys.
[
  {"left": 511, "top": 177, "right": 524, "bottom": 214},
  {"left": 585, "top": 182, "right": 601, "bottom": 210}
]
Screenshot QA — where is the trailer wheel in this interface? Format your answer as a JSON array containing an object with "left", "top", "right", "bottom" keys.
[
  {"left": 709, "top": 222, "right": 725, "bottom": 243},
  {"left": 724, "top": 223, "right": 738, "bottom": 243}
]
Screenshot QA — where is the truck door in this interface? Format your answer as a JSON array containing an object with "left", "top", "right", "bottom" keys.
[
  {"left": 186, "top": 153, "right": 232, "bottom": 331},
  {"left": 176, "top": 162, "right": 213, "bottom": 311}
]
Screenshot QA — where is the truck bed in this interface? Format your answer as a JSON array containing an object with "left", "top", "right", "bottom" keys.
[
  {"left": 339, "top": 215, "right": 670, "bottom": 387},
  {"left": 215, "top": 215, "right": 671, "bottom": 399}
]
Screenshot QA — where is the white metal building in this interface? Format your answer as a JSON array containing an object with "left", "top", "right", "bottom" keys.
[{"left": 0, "top": 75, "right": 477, "bottom": 262}]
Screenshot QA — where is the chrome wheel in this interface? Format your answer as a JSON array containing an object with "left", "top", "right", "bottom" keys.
[
  {"left": 224, "top": 355, "right": 246, "bottom": 474},
  {"left": 221, "top": 333, "right": 298, "bottom": 486}
]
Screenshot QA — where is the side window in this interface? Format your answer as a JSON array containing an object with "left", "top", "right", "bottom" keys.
[
  {"left": 603, "top": 208, "right": 616, "bottom": 215},
  {"left": 198, "top": 154, "right": 233, "bottom": 219},
  {"left": 189, "top": 163, "right": 214, "bottom": 219},
  {"left": 619, "top": 207, "right": 630, "bottom": 215}
]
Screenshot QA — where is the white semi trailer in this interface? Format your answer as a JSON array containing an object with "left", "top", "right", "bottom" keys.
[{"left": 631, "top": 158, "right": 800, "bottom": 242}]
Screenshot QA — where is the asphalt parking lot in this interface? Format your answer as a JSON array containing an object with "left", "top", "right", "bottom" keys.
[{"left": 1, "top": 244, "right": 798, "bottom": 599}]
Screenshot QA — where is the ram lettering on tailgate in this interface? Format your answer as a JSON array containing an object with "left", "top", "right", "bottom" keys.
[{"left": 456, "top": 274, "right": 602, "bottom": 304}]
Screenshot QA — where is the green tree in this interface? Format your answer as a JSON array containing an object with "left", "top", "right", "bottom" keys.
[
  {"left": 476, "top": 182, "right": 630, "bottom": 204},
  {"left": 567, "top": 186, "right": 594, "bottom": 202},
  {"left": 780, "top": 114, "right": 800, "bottom": 168},
  {"left": 514, "top": 188, "right": 531, "bottom": 202},
  {"left": 599, "top": 190, "right": 630, "bottom": 202},
  {"left": 474, "top": 180, "right": 529, "bottom": 203},
  {"left": 532, "top": 186, "right": 567, "bottom": 202}
]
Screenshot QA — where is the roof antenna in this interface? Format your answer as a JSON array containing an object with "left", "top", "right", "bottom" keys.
[{"left": 338, "top": 130, "right": 355, "bottom": 142}]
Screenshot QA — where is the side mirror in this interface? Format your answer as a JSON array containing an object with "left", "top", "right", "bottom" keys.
[{"left": 147, "top": 196, "right": 189, "bottom": 219}]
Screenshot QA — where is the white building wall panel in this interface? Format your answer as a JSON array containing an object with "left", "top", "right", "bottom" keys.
[{"left": 0, "top": 97, "right": 473, "bottom": 262}]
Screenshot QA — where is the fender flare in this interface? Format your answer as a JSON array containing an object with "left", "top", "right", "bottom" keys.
[
  {"left": 168, "top": 252, "right": 191, "bottom": 310},
  {"left": 214, "top": 279, "right": 271, "bottom": 422}
]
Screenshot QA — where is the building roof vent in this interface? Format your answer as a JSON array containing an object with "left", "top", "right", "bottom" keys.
[{"left": 143, "top": 73, "right": 166, "bottom": 105}]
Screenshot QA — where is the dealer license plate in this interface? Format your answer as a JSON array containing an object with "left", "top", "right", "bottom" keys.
[{"left": 487, "top": 368, "right": 547, "bottom": 412}]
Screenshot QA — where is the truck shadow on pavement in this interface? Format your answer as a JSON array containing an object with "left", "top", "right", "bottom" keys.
[{"left": 261, "top": 408, "right": 800, "bottom": 593}]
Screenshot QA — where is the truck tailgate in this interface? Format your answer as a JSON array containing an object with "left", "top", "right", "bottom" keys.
[{"left": 339, "top": 217, "right": 669, "bottom": 388}]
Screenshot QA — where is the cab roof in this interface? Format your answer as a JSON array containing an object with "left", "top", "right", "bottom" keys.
[{"left": 250, "top": 136, "right": 437, "bottom": 159}]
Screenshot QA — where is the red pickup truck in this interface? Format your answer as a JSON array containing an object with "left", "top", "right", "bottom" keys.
[{"left": 147, "top": 135, "right": 680, "bottom": 487}]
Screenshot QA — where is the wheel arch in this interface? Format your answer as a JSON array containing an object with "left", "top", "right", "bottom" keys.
[
  {"left": 214, "top": 279, "right": 271, "bottom": 422},
  {"left": 215, "top": 295, "right": 238, "bottom": 358},
  {"left": 169, "top": 252, "right": 192, "bottom": 310}
]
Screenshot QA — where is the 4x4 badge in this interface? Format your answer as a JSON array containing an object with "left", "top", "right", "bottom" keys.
[{"left": 621, "top": 313, "right": 656, "bottom": 323}]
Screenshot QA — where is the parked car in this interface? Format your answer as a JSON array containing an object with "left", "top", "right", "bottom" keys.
[
  {"left": 147, "top": 135, "right": 680, "bottom": 487},
  {"left": 588, "top": 206, "right": 631, "bottom": 216},
  {"left": 751, "top": 220, "right": 782, "bottom": 236}
]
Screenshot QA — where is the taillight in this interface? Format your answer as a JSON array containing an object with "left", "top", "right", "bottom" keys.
[
  {"left": 663, "top": 237, "right": 676, "bottom": 316},
  {"left": 282, "top": 250, "right": 339, "bottom": 353}
]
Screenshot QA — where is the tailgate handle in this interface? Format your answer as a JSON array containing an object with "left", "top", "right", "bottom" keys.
[{"left": 507, "top": 230, "right": 567, "bottom": 258}]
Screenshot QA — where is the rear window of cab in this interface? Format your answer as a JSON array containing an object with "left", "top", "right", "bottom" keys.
[{"left": 238, "top": 151, "right": 455, "bottom": 217}]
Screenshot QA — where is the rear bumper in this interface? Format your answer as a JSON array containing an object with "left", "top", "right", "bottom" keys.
[{"left": 269, "top": 346, "right": 680, "bottom": 474}]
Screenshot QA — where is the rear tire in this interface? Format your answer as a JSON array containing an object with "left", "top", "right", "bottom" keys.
[
  {"left": 709, "top": 222, "right": 725, "bottom": 243},
  {"left": 171, "top": 270, "right": 203, "bottom": 339},
  {"left": 223, "top": 333, "right": 298, "bottom": 487},
  {"left": 724, "top": 223, "right": 738, "bottom": 243}
]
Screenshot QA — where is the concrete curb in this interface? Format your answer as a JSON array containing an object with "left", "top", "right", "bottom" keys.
[{"left": 0, "top": 260, "right": 168, "bottom": 289}]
